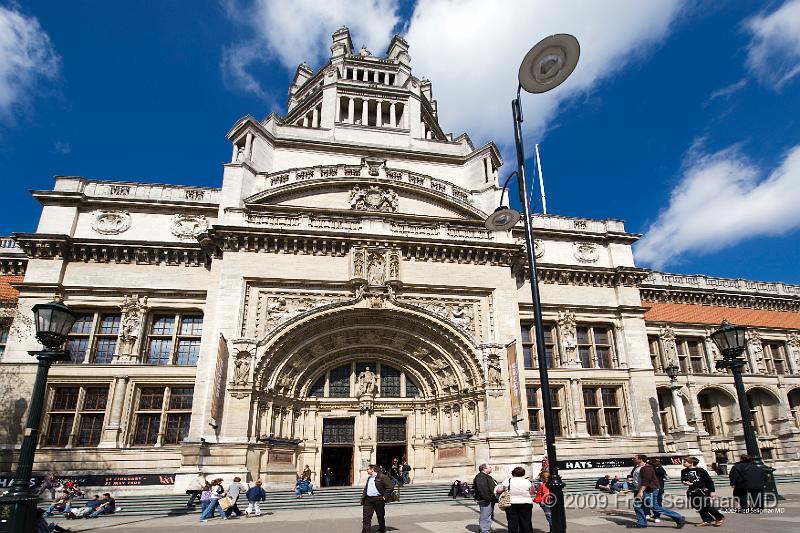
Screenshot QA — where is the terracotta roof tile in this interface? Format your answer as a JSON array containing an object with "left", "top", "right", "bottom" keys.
[
  {"left": 643, "top": 301, "right": 800, "bottom": 330},
  {"left": 0, "top": 275, "right": 22, "bottom": 301}
]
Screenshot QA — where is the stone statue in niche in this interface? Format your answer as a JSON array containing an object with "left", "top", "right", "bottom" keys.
[
  {"left": 367, "top": 251, "right": 386, "bottom": 285},
  {"left": 659, "top": 325, "right": 677, "bottom": 362},
  {"left": 353, "top": 249, "right": 365, "bottom": 278},
  {"left": 486, "top": 355, "right": 502, "bottom": 386},
  {"left": 746, "top": 330, "right": 764, "bottom": 373},
  {"left": 117, "top": 294, "right": 148, "bottom": 359},
  {"left": 356, "top": 367, "right": 377, "bottom": 396},
  {"left": 389, "top": 251, "right": 400, "bottom": 279},
  {"left": 233, "top": 352, "right": 251, "bottom": 385},
  {"left": 557, "top": 310, "right": 577, "bottom": 353}
]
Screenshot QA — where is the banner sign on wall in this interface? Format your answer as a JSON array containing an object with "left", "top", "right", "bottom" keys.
[
  {"left": 0, "top": 473, "right": 175, "bottom": 489},
  {"left": 209, "top": 333, "right": 228, "bottom": 427},
  {"left": 506, "top": 341, "right": 522, "bottom": 420},
  {"left": 557, "top": 456, "right": 684, "bottom": 470}
]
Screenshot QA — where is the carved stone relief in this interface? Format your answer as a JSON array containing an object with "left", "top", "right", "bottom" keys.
[
  {"left": 171, "top": 214, "right": 209, "bottom": 239},
  {"left": 400, "top": 297, "right": 479, "bottom": 340},
  {"left": 557, "top": 310, "right": 577, "bottom": 364},
  {"left": 233, "top": 351, "right": 252, "bottom": 385},
  {"left": 352, "top": 247, "right": 401, "bottom": 286},
  {"left": 788, "top": 332, "right": 800, "bottom": 371},
  {"left": 573, "top": 242, "right": 599, "bottom": 263},
  {"left": 659, "top": 326, "right": 678, "bottom": 364},
  {"left": 746, "top": 330, "right": 764, "bottom": 373},
  {"left": 91, "top": 210, "right": 131, "bottom": 235},
  {"left": 117, "top": 294, "right": 148, "bottom": 360},
  {"left": 255, "top": 293, "right": 347, "bottom": 338},
  {"left": 348, "top": 185, "right": 398, "bottom": 212}
]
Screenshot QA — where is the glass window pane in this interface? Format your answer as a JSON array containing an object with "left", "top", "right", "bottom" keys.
[
  {"left": 310, "top": 375, "right": 325, "bottom": 397},
  {"left": 380, "top": 365, "right": 401, "bottom": 397},
  {"left": 579, "top": 347, "right": 591, "bottom": 368},
  {"left": 593, "top": 329, "right": 610, "bottom": 345},
  {"left": 405, "top": 377, "right": 420, "bottom": 397},
  {"left": 328, "top": 365, "right": 351, "bottom": 398},
  {"left": 164, "top": 413, "right": 190, "bottom": 444},
  {"left": 520, "top": 325, "right": 530, "bottom": 343},
  {"left": 550, "top": 388, "right": 561, "bottom": 407},
  {"left": 83, "top": 388, "right": 108, "bottom": 410},
  {"left": 94, "top": 337, "right": 117, "bottom": 364},
  {"left": 595, "top": 348, "right": 611, "bottom": 368},
  {"left": 175, "top": 339, "right": 200, "bottom": 365},
  {"left": 582, "top": 387, "right": 597, "bottom": 407},
  {"left": 528, "top": 409, "right": 541, "bottom": 431},
  {"left": 150, "top": 316, "right": 175, "bottom": 335},
  {"left": 52, "top": 387, "right": 79, "bottom": 410},
  {"left": 601, "top": 387, "right": 618, "bottom": 406},
  {"left": 586, "top": 410, "right": 600, "bottom": 435},
  {"left": 139, "top": 387, "right": 165, "bottom": 410},
  {"left": 67, "top": 337, "right": 89, "bottom": 364},
  {"left": 604, "top": 410, "right": 621, "bottom": 435},
  {"left": 526, "top": 386, "right": 538, "bottom": 406},
  {"left": 147, "top": 338, "right": 173, "bottom": 365},
  {"left": 179, "top": 316, "right": 203, "bottom": 335},
  {"left": 168, "top": 387, "right": 194, "bottom": 409},
  {"left": 45, "top": 413, "right": 74, "bottom": 446},
  {"left": 76, "top": 414, "right": 104, "bottom": 446},
  {"left": 576, "top": 327, "right": 590, "bottom": 344},
  {"left": 71, "top": 314, "right": 94, "bottom": 334},
  {"left": 98, "top": 314, "right": 121, "bottom": 334},
  {"left": 523, "top": 347, "right": 533, "bottom": 368},
  {"left": 134, "top": 414, "right": 161, "bottom": 445}
]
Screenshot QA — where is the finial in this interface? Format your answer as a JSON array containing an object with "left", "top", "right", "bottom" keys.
[{"left": 53, "top": 293, "right": 64, "bottom": 303}]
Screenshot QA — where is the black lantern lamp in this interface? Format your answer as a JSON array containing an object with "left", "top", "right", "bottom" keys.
[
  {"left": 664, "top": 361, "right": 679, "bottom": 382},
  {"left": 32, "top": 297, "right": 79, "bottom": 353},
  {"left": 709, "top": 320, "right": 747, "bottom": 359}
]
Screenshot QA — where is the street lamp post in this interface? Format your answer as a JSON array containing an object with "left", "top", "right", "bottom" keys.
[
  {"left": 664, "top": 362, "right": 691, "bottom": 430},
  {"left": 709, "top": 321, "right": 781, "bottom": 502},
  {"left": 484, "top": 34, "right": 580, "bottom": 533},
  {"left": 0, "top": 297, "right": 77, "bottom": 533}
]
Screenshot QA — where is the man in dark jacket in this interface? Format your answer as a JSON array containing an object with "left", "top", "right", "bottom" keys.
[
  {"left": 361, "top": 464, "right": 393, "bottom": 533},
  {"left": 596, "top": 475, "right": 616, "bottom": 493},
  {"left": 630, "top": 454, "right": 685, "bottom": 529},
  {"left": 681, "top": 456, "right": 724, "bottom": 526},
  {"left": 729, "top": 455, "right": 767, "bottom": 512},
  {"left": 473, "top": 464, "right": 498, "bottom": 533}
]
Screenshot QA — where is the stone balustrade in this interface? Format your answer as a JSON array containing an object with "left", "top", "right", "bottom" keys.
[
  {"left": 643, "top": 271, "right": 800, "bottom": 297},
  {"left": 53, "top": 177, "right": 220, "bottom": 204},
  {"left": 531, "top": 214, "right": 627, "bottom": 234}
]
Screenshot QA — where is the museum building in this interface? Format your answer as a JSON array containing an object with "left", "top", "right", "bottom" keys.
[{"left": 0, "top": 27, "right": 799, "bottom": 491}]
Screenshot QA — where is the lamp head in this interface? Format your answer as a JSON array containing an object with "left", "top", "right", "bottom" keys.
[
  {"left": 485, "top": 206, "right": 521, "bottom": 231},
  {"left": 710, "top": 320, "right": 747, "bottom": 359},
  {"left": 519, "top": 34, "right": 580, "bottom": 94},
  {"left": 664, "top": 362, "right": 679, "bottom": 380},
  {"left": 31, "top": 296, "right": 78, "bottom": 351}
]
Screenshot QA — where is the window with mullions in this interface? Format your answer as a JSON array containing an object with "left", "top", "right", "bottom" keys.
[
  {"left": 145, "top": 313, "right": 203, "bottom": 365},
  {"left": 675, "top": 338, "right": 706, "bottom": 374},
  {"left": 312, "top": 362, "right": 419, "bottom": 398},
  {"left": 328, "top": 365, "right": 351, "bottom": 397},
  {"left": 520, "top": 322, "right": 558, "bottom": 368},
  {"left": 132, "top": 386, "right": 194, "bottom": 446},
  {"left": 525, "top": 386, "right": 563, "bottom": 436},
  {"left": 44, "top": 386, "right": 108, "bottom": 447},
  {"left": 762, "top": 342, "right": 787, "bottom": 375},
  {"left": 657, "top": 389, "right": 673, "bottom": 433},
  {"left": 0, "top": 322, "right": 9, "bottom": 359},
  {"left": 649, "top": 335, "right": 664, "bottom": 372},
  {"left": 583, "top": 386, "right": 623, "bottom": 436},
  {"left": 65, "top": 312, "right": 121, "bottom": 364},
  {"left": 577, "top": 326, "right": 614, "bottom": 368},
  {"left": 380, "top": 366, "right": 401, "bottom": 397}
]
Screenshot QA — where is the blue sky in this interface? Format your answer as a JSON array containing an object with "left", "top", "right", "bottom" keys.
[{"left": 1, "top": 1, "right": 799, "bottom": 283}]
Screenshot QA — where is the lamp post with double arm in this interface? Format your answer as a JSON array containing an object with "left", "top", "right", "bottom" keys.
[
  {"left": 484, "top": 34, "right": 580, "bottom": 533},
  {"left": 0, "top": 297, "right": 77, "bottom": 533}
]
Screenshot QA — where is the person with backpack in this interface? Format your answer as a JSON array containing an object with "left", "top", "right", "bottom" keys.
[
  {"left": 245, "top": 479, "right": 266, "bottom": 517},
  {"left": 473, "top": 464, "right": 498, "bottom": 533},
  {"left": 681, "top": 456, "right": 724, "bottom": 527}
]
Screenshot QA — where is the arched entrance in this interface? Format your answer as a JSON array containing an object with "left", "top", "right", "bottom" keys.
[{"left": 250, "top": 303, "right": 485, "bottom": 486}]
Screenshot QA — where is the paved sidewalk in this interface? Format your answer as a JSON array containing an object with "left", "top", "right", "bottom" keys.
[{"left": 49, "top": 483, "right": 800, "bottom": 533}]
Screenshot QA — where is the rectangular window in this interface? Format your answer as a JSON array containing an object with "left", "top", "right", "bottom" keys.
[
  {"left": 649, "top": 335, "right": 663, "bottom": 372},
  {"left": 526, "top": 386, "right": 563, "bottom": 436},
  {"left": 0, "top": 322, "right": 9, "bottom": 359},
  {"left": 145, "top": 313, "right": 203, "bottom": 365},
  {"left": 675, "top": 337, "right": 706, "bottom": 374},
  {"left": 44, "top": 386, "right": 108, "bottom": 447},
  {"left": 520, "top": 322, "right": 558, "bottom": 368},
  {"left": 131, "top": 385, "right": 193, "bottom": 446},
  {"left": 657, "top": 390, "right": 672, "bottom": 432},
  {"left": 65, "top": 312, "right": 120, "bottom": 364},
  {"left": 577, "top": 325, "right": 614, "bottom": 369},
  {"left": 583, "top": 386, "right": 624, "bottom": 436},
  {"left": 762, "top": 342, "right": 786, "bottom": 375}
]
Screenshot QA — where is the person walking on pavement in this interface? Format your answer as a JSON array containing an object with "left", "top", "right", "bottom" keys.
[
  {"left": 225, "top": 476, "right": 246, "bottom": 518},
  {"left": 199, "top": 479, "right": 229, "bottom": 522},
  {"left": 534, "top": 471, "right": 553, "bottom": 528},
  {"left": 185, "top": 473, "right": 206, "bottom": 509},
  {"left": 728, "top": 455, "right": 767, "bottom": 512},
  {"left": 648, "top": 458, "right": 668, "bottom": 523},
  {"left": 473, "top": 464, "right": 498, "bottom": 533},
  {"left": 629, "top": 454, "right": 685, "bottom": 529},
  {"left": 245, "top": 479, "right": 266, "bottom": 517},
  {"left": 402, "top": 459, "right": 411, "bottom": 484},
  {"left": 495, "top": 466, "right": 534, "bottom": 533},
  {"left": 361, "top": 464, "right": 393, "bottom": 533},
  {"left": 681, "top": 456, "right": 725, "bottom": 527}
]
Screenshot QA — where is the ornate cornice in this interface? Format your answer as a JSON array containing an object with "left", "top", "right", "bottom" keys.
[
  {"left": 640, "top": 287, "right": 800, "bottom": 312},
  {"left": 13, "top": 233, "right": 204, "bottom": 267},
  {"left": 531, "top": 265, "right": 651, "bottom": 288}
]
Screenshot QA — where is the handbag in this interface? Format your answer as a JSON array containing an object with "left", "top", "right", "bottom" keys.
[
  {"left": 218, "top": 496, "right": 233, "bottom": 510},
  {"left": 498, "top": 479, "right": 512, "bottom": 510},
  {"left": 388, "top": 485, "right": 400, "bottom": 503}
]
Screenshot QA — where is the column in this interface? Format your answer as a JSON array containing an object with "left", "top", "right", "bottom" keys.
[
  {"left": 363, "top": 69, "right": 369, "bottom": 81},
  {"left": 335, "top": 97, "right": 341, "bottom": 122},
  {"left": 375, "top": 101, "right": 382, "bottom": 127},
  {"left": 244, "top": 132, "right": 253, "bottom": 159},
  {"left": 389, "top": 102, "right": 396, "bottom": 127},
  {"left": 361, "top": 99, "right": 369, "bottom": 126},
  {"left": 312, "top": 107, "right": 319, "bottom": 128},
  {"left": 348, "top": 98, "right": 355, "bottom": 124},
  {"left": 671, "top": 386, "right": 691, "bottom": 430},
  {"left": 231, "top": 143, "right": 238, "bottom": 162},
  {"left": 403, "top": 105, "right": 409, "bottom": 129},
  {"left": 99, "top": 376, "right": 128, "bottom": 447},
  {"left": 302, "top": 115, "right": 309, "bottom": 127}
]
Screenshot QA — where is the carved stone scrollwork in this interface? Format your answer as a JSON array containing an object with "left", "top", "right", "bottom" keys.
[
  {"left": 787, "top": 332, "right": 800, "bottom": 371},
  {"left": 348, "top": 185, "right": 398, "bottom": 212},
  {"left": 257, "top": 294, "right": 342, "bottom": 338},
  {"left": 573, "top": 242, "right": 599, "bottom": 263},
  {"left": 91, "top": 210, "right": 131, "bottom": 235},
  {"left": 171, "top": 214, "right": 209, "bottom": 239},
  {"left": 116, "top": 294, "right": 148, "bottom": 361}
]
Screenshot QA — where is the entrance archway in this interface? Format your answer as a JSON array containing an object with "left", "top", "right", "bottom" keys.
[{"left": 251, "top": 305, "right": 485, "bottom": 485}]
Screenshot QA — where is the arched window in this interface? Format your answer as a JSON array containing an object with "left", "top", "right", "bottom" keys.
[
  {"left": 308, "top": 362, "right": 420, "bottom": 398},
  {"left": 697, "top": 388, "right": 734, "bottom": 436}
]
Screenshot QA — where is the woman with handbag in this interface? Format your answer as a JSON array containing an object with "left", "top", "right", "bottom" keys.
[
  {"left": 495, "top": 467, "right": 534, "bottom": 533},
  {"left": 199, "top": 479, "right": 229, "bottom": 522}
]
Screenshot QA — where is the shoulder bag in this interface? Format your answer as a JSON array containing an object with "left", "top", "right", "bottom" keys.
[{"left": 498, "top": 479, "right": 512, "bottom": 510}]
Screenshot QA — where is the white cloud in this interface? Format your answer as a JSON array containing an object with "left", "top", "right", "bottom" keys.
[
  {"left": 634, "top": 142, "right": 800, "bottom": 269},
  {"left": 745, "top": 0, "right": 800, "bottom": 89},
  {"left": 0, "top": 6, "right": 60, "bottom": 122},
  {"left": 53, "top": 140, "right": 70, "bottom": 155},
  {"left": 222, "top": 0, "right": 400, "bottom": 96},
  {"left": 405, "top": 0, "right": 687, "bottom": 153},
  {"left": 706, "top": 78, "right": 747, "bottom": 103}
]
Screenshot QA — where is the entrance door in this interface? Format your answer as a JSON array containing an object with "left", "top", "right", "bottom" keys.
[
  {"left": 376, "top": 417, "right": 407, "bottom": 473},
  {"left": 322, "top": 418, "right": 355, "bottom": 486},
  {"left": 321, "top": 446, "right": 353, "bottom": 486}
]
